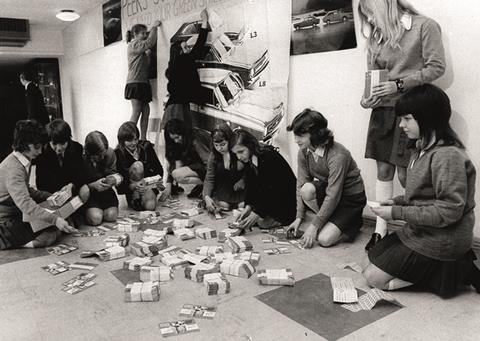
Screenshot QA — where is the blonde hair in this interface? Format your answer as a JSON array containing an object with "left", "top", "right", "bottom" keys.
[{"left": 358, "top": 0, "right": 418, "bottom": 57}]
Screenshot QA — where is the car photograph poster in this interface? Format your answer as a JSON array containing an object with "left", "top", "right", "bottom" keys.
[
  {"left": 291, "top": 0, "right": 357, "bottom": 55},
  {"left": 121, "top": 0, "right": 292, "bottom": 154}
]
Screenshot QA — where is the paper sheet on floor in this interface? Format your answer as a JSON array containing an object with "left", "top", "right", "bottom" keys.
[
  {"left": 341, "top": 288, "right": 403, "bottom": 312},
  {"left": 330, "top": 277, "right": 358, "bottom": 303}
]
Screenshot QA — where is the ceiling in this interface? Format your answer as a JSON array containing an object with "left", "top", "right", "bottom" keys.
[{"left": 0, "top": 0, "right": 106, "bottom": 28}]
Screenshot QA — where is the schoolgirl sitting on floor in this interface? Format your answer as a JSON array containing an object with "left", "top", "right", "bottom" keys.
[
  {"left": 286, "top": 109, "right": 367, "bottom": 248},
  {"left": 363, "top": 84, "right": 480, "bottom": 297}
]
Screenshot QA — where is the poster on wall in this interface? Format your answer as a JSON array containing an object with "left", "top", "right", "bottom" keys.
[
  {"left": 121, "top": 0, "right": 291, "bottom": 149},
  {"left": 290, "top": 0, "right": 356, "bottom": 55},
  {"left": 103, "top": 0, "right": 122, "bottom": 46}
]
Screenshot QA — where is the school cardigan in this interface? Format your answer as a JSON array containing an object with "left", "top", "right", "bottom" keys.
[
  {"left": 81, "top": 148, "right": 117, "bottom": 185},
  {"left": 392, "top": 143, "right": 476, "bottom": 261},
  {"left": 296, "top": 142, "right": 365, "bottom": 229},
  {"left": 369, "top": 14, "right": 446, "bottom": 107},
  {"left": 203, "top": 151, "right": 243, "bottom": 198},
  {"left": 244, "top": 148, "right": 296, "bottom": 225},
  {"left": 126, "top": 26, "right": 158, "bottom": 84},
  {"left": 35, "top": 140, "right": 84, "bottom": 193},
  {"left": 114, "top": 140, "right": 163, "bottom": 195},
  {"left": 0, "top": 153, "right": 57, "bottom": 232}
]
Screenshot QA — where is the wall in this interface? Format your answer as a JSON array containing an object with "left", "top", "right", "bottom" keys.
[
  {"left": 288, "top": 0, "right": 480, "bottom": 235},
  {"left": 0, "top": 25, "right": 63, "bottom": 57}
]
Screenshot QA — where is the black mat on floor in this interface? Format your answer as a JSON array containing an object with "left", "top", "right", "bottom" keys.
[
  {"left": 256, "top": 273, "right": 401, "bottom": 341},
  {"left": 0, "top": 248, "right": 49, "bottom": 266},
  {"left": 111, "top": 268, "right": 140, "bottom": 285}
]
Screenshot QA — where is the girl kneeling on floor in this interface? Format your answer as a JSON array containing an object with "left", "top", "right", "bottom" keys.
[
  {"left": 232, "top": 129, "right": 296, "bottom": 230},
  {"left": 115, "top": 122, "right": 164, "bottom": 211},
  {"left": 286, "top": 109, "right": 367, "bottom": 248},
  {"left": 0, "top": 120, "right": 77, "bottom": 249},
  {"left": 82, "top": 131, "right": 119, "bottom": 226},
  {"left": 203, "top": 123, "right": 246, "bottom": 212},
  {"left": 162, "top": 119, "right": 211, "bottom": 199},
  {"left": 364, "top": 84, "right": 480, "bottom": 297}
]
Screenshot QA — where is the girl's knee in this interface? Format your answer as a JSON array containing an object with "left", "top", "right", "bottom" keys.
[
  {"left": 142, "top": 199, "right": 157, "bottom": 211},
  {"left": 317, "top": 231, "right": 338, "bottom": 248},
  {"left": 300, "top": 182, "right": 316, "bottom": 201},
  {"left": 363, "top": 266, "right": 388, "bottom": 289},
  {"left": 103, "top": 208, "right": 118, "bottom": 222},
  {"left": 218, "top": 201, "right": 230, "bottom": 211},
  {"left": 171, "top": 169, "right": 184, "bottom": 183},
  {"left": 86, "top": 210, "right": 103, "bottom": 226}
]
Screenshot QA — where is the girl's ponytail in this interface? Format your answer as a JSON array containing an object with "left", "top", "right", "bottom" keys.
[{"left": 126, "top": 30, "right": 132, "bottom": 43}]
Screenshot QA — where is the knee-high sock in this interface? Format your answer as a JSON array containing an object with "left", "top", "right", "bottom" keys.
[
  {"left": 386, "top": 277, "right": 413, "bottom": 290},
  {"left": 374, "top": 180, "right": 393, "bottom": 237}
]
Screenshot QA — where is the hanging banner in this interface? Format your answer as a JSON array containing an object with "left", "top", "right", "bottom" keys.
[{"left": 122, "top": 0, "right": 292, "bottom": 156}]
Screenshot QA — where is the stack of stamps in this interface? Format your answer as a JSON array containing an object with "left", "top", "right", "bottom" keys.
[
  {"left": 179, "top": 304, "right": 216, "bottom": 319},
  {"left": 204, "top": 273, "right": 231, "bottom": 295},
  {"left": 173, "top": 228, "right": 195, "bottom": 241},
  {"left": 140, "top": 265, "right": 173, "bottom": 282},
  {"left": 42, "top": 261, "right": 70, "bottom": 275},
  {"left": 123, "top": 257, "right": 153, "bottom": 271},
  {"left": 62, "top": 273, "right": 97, "bottom": 294},
  {"left": 257, "top": 269, "right": 295, "bottom": 286},
  {"left": 217, "top": 228, "right": 241, "bottom": 243},
  {"left": 124, "top": 281, "right": 160, "bottom": 302},
  {"left": 184, "top": 263, "right": 220, "bottom": 282},
  {"left": 195, "top": 245, "right": 224, "bottom": 257},
  {"left": 220, "top": 259, "right": 256, "bottom": 278},
  {"left": 96, "top": 245, "right": 126, "bottom": 261},
  {"left": 194, "top": 227, "right": 217, "bottom": 240},
  {"left": 159, "top": 319, "right": 199, "bottom": 338},
  {"left": 104, "top": 233, "right": 130, "bottom": 247},
  {"left": 227, "top": 236, "right": 253, "bottom": 253}
]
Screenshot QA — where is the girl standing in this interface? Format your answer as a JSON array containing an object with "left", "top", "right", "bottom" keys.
[
  {"left": 364, "top": 84, "right": 480, "bottom": 297},
  {"left": 203, "top": 124, "right": 246, "bottom": 212},
  {"left": 358, "top": 0, "right": 446, "bottom": 250},
  {"left": 162, "top": 119, "right": 211, "bottom": 199},
  {"left": 125, "top": 20, "right": 162, "bottom": 140},
  {"left": 286, "top": 109, "right": 367, "bottom": 248},
  {"left": 115, "top": 121, "right": 164, "bottom": 211},
  {"left": 162, "top": 9, "right": 209, "bottom": 129},
  {"left": 232, "top": 129, "right": 296, "bottom": 230}
]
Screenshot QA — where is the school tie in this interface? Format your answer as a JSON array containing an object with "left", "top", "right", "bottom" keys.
[{"left": 58, "top": 154, "right": 64, "bottom": 167}]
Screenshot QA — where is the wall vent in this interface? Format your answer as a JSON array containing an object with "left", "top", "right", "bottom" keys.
[{"left": 0, "top": 18, "right": 30, "bottom": 47}]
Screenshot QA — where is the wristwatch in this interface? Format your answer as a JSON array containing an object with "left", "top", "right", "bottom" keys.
[{"left": 395, "top": 79, "right": 405, "bottom": 93}]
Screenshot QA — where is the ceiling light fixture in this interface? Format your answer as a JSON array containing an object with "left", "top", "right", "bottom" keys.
[{"left": 56, "top": 10, "right": 80, "bottom": 22}]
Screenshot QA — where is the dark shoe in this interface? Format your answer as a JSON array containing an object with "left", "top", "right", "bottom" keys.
[
  {"left": 171, "top": 184, "right": 184, "bottom": 196},
  {"left": 365, "top": 232, "right": 382, "bottom": 252},
  {"left": 187, "top": 185, "right": 203, "bottom": 199}
]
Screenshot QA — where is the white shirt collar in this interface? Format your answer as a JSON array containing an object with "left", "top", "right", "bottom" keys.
[
  {"left": 308, "top": 147, "right": 325, "bottom": 162},
  {"left": 400, "top": 13, "right": 412, "bottom": 31},
  {"left": 252, "top": 155, "right": 258, "bottom": 167},
  {"left": 24, "top": 81, "right": 31, "bottom": 90},
  {"left": 13, "top": 151, "right": 31, "bottom": 169}
]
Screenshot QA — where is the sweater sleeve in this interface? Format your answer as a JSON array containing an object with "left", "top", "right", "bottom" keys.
[
  {"left": 6, "top": 166, "right": 57, "bottom": 228},
  {"left": 392, "top": 151, "right": 467, "bottom": 227},
  {"left": 114, "top": 149, "right": 130, "bottom": 195},
  {"left": 129, "top": 27, "right": 158, "bottom": 54},
  {"left": 311, "top": 153, "right": 349, "bottom": 229},
  {"left": 191, "top": 28, "right": 209, "bottom": 60},
  {"left": 202, "top": 153, "right": 216, "bottom": 198},
  {"left": 402, "top": 18, "right": 446, "bottom": 90},
  {"left": 295, "top": 151, "right": 311, "bottom": 220},
  {"left": 392, "top": 195, "right": 408, "bottom": 205},
  {"left": 104, "top": 149, "right": 117, "bottom": 176}
]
